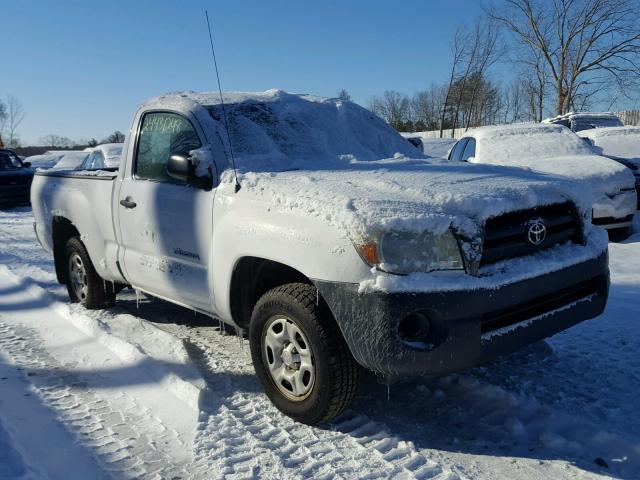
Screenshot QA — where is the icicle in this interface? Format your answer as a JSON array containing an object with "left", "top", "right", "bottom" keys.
[
  {"left": 387, "top": 384, "right": 390, "bottom": 402},
  {"left": 316, "top": 288, "right": 319, "bottom": 306},
  {"left": 135, "top": 289, "right": 140, "bottom": 309}
]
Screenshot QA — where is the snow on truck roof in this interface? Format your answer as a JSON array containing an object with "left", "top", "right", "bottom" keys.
[{"left": 143, "top": 89, "right": 421, "bottom": 170}]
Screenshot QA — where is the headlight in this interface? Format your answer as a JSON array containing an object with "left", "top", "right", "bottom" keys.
[{"left": 356, "top": 230, "right": 464, "bottom": 275}]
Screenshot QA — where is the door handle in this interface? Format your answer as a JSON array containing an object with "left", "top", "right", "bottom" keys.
[{"left": 120, "top": 197, "right": 137, "bottom": 209}]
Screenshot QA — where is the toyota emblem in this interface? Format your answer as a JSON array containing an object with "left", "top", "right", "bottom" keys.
[{"left": 527, "top": 220, "right": 547, "bottom": 246}]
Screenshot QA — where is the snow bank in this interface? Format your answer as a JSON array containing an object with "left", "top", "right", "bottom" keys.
[{"left": 0, "top": 265, "right": 204, "bottom": 410}]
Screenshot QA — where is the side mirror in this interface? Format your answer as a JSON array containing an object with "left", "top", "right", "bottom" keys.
[
  {"left": 166, "top": 154, "right": 212, "bottom": 189},
  {"left": 23, "top": 161, "right": 32, "bottom": 168},
  {"left": 166, "top": 154, "right": 191, "bottom": 182}
]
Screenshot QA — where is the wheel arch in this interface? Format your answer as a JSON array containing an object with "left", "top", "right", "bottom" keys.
[
  {"left": 229, "top": 256, "right": 316, "bottom": 330},
  {"left": 52, "top": 216, "right": 80, "bottom": 284}
]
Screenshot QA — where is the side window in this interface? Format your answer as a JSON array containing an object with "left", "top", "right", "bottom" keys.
[
  {"left": 449, "top": 139, "right": 468, "bottom": 161},
  {"left": 460, "top": 138, "right": 476, "bottom": 162},
  {"left": 135, "top": 112, "right": 201, "bottom": 182}
]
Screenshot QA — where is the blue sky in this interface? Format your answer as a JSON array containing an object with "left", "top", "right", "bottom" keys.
[{"left": 3, "top": 0, "right": 485, "bottom": 145}]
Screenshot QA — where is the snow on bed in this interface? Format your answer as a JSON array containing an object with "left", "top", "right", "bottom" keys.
[
  {"left": 469, "top": 123, "right": 635, "bottom": 196},
  {"left": 579, "top": 127, "right": 640, "bottom": 164}
]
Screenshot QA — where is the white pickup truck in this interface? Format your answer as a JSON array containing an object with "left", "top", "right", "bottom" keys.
[{"left": 32, "top": 90, "right": 610, "bottom": 424}]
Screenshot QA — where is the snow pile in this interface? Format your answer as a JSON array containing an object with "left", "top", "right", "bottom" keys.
[
  {"left": 579, "top": 127, "right": 640, "bottom": 164},
  {"left": 470, "top": 123, "right": 636, "bottom": 196}
]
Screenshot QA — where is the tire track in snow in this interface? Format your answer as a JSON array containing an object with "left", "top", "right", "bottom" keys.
[
  {"left": 0, "top": 322, "right": 190, "bottom": 480},
  {"left": 169, "top": 324, "right": 461, "bottom": 480}
]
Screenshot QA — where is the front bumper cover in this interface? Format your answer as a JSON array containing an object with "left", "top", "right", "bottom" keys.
[{"left": 315, "top": 250, "right": 609, "bottom": 379}]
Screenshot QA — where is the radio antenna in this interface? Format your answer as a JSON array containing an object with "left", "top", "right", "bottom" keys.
[{"left": 205, "top": 10, "right": 240, "bottom": 193}]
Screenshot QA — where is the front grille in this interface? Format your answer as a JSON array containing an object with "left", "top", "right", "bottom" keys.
[
  {"left": 481, "top": 202, "right": 581, "bottom": 266},
  {"left": 480, "top": 276, "right": 601, "bottom": 334}
]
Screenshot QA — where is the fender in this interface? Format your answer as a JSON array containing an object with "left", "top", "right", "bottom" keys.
[{"left": 209, "top": 184, "right": 371, "bottom": 324}]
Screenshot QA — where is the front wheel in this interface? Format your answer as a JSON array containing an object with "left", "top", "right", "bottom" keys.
[
  {"left": 64, "top": 237, "right": 115, "bottom": 309},
  {"left": 249, "top": 283, "right": 360, "bottom": 424}
]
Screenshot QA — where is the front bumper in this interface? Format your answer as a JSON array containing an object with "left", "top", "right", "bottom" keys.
[{"left": 315, "top": 250, "right": 609, "bottom": 379}]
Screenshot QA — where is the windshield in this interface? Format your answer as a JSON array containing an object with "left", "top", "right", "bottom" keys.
[
  {"left": 0, "top": 151, "right": 23, "bottom": 170},
  {"left": 476, "top": 128, "right": 594, "bottom": 164},
  {"left": 205, "top": 96, "right": 419, "bottom": 171}
]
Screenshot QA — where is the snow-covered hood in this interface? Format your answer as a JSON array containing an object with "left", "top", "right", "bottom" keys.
[
  {"left": 472, "top": 154, "right": 634, "bottom": 196},
  {"left": 232, "top": 158, "right": 591, "bottom": 240}
]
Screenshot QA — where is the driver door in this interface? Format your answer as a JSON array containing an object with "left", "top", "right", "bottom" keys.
[{"left": 116, "top": 111, "right": 215, "bottom": 312}]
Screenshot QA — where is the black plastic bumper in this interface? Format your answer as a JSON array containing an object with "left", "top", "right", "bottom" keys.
[{"left": 315, "top": 250, "right": 609, "bottom": 379}]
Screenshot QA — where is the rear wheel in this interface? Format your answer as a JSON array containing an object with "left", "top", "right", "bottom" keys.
[
  {"left": 249, "top": 283, "right": 360, "bottom": 425},
  {"left": 64, "top": 237, "right": 115, "bottom": 309}
]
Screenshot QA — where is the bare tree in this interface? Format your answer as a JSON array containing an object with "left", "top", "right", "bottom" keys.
[
  {"left": 40, "top": 134, "right": 73, "bottom": 148},
  {"left": 0, "top": 98, "right": 7, "bottom": 138},
  {"left": 462, "top": 20, "right": 502, "bottom": 130},
  {"left": 368, "top": 91, "right": 411, "bottom": 131},
  {"left": 412, "top": 84, "right": 447, "bottom": 131},
  {"left": 102, "top": 131, "right": 125, "bottom": 143},
  {"left": 5, "top": 95, "right": 25, "bottom": 147},
  {"left": 337, "top": 89, "right": 352, "bottom": 102},
  {"left": 487, "top": 0, "right": 640, "bottom": 115},
  {"left": 440, "top": 28, "right": 469, "bottom": 138}
]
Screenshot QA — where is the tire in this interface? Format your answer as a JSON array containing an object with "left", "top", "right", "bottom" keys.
[
  {"left": 249, "top": 283, "right": 360, "bottom": 425},
  {"left": 64, "top": 237, "right": 115, "bottom": 309}
]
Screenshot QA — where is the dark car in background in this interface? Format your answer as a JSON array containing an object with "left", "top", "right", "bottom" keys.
[{"left": 0, "top": 148, "right": 34, "bottom": 208}]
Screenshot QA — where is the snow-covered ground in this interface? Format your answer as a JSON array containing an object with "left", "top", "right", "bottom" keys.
[{"left": 1, "top": 206, "right": 639, "bottom": 479}]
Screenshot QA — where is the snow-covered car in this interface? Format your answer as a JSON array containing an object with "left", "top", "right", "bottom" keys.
[
  {"left": 404, "top": 136, "right": 424, "bottom": 151},
  {"left": 31, "top": 90, "right": 610, "bottom": 424},
  {"left": 543, "top": 112, "right": 624, "bottom": 132},
  {"left": 578, "top": 127, "right": 640, "bottom": 208},
  {"left": 448, "top": 123, "right": 637, "bottom": 234},
  {"left": 80, "top": 143, "right": 123, "bottom": 170},
  {"left": 0, "top": 148, "right": 34, "bottom": 208}
]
